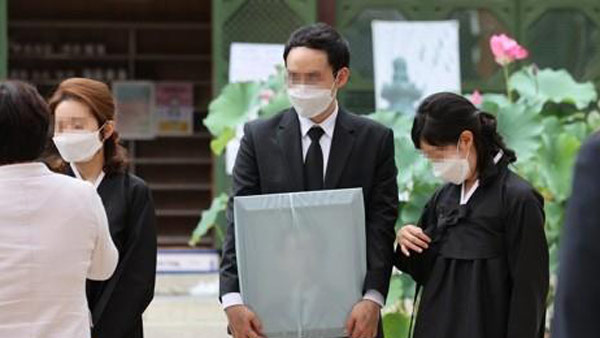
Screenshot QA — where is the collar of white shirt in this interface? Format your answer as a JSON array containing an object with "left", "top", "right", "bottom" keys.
[
  {"left": 298, "top": 100, "right": 339, "bottom": 139},
  {"left": 460, "top": 150, "right": 504, "bottom": 205},
  {"left": 0, "top": 162, "right": 51, "bottom": 179},
  {"left": 70, "top": 163, "right": 106, "bottom": 189}
]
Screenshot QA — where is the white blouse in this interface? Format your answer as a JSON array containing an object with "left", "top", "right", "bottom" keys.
[{"left": 0, "top": 162, "right": 118, "bottom": 338}]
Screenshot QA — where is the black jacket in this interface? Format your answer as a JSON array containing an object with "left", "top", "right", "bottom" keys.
[
  {"left": 395, "top": 160, "right": 549, "bottom": 338},
  {"left": 69, "top": 170, "right": 157, "bottom": 338},
  {"left": 552, "top": 132, "right": 600, "bottom": 338}
]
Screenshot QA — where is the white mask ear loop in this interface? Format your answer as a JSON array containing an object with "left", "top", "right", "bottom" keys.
[
  {"left": 97, "top": 122, "right": 109, "bottom": 142},
  {"left": 330, "top": 70, "right": 343, "bottom": 95}
]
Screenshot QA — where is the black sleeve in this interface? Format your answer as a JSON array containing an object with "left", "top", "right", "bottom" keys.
[
  {"left": 362, "top": 128, "right": 399, "bottom": 300},
  {"left": 552, "top": 134, "right": 600, "bottom": 338},
  {"left": 505, "top": 187, "right": 549, "bottom": 338},
  {"left": 394, "top": 193, "right": 438, "bottom": 285},
  {"left": 219, "top": 123, "right": 261, "bottom": 299},
  {"left": 93, "top": 181, "right": 157, "bottom": 338}
]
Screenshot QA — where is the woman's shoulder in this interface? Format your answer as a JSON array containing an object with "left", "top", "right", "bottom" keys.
[
  {"left": 502, "top": 169, "right": 543, "bottom": 205},
  {"left": 123, "top": 172, "right": 152, "bottom": 200},
  {"left": 103, "top": 171, "right": 152, "bottom": 201},
  {"left": 125, "top": 172, "right": 149, "bottom": 188},
  {"left": 50, "top": 170, "right": 97, "bottom": 196},
  {"left": 106, "top": 171, "right": 148, "bottom": 188},
  {"left": 45, "top": 172, "right": 103, "bottom": 223}
]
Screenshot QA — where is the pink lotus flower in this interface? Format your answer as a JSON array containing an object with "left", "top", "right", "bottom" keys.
[
  {"left": 259, "top": 89, "right": 275, "bottom": 104},
  {"left": 470, "top": 90, "right": 482, "bottom": 105},
  {"left": 490, "top": 34, "right": 529, "bottom": 66}
]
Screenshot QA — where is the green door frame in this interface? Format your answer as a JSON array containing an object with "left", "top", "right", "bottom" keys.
[{"left": 0, "top": 0, "right": 7, "bottom": 79}]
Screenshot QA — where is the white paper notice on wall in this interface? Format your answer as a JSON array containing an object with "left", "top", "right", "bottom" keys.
[
  {"left": 372, "top": 20, "right": 461, "bottom": 115},
  {"left": 226, "top": 43, "right": 284, "bottom": 175},
  {"left": 228, "top": 42, "right": 285, "bottom": 83}
]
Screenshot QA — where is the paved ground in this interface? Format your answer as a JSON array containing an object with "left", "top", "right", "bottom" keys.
[
  {"left": 143, "top": 273, "right": 229, "bottom": 338},
  {"left": 143, "top": 273, "right": 553, "bottom": 338}
]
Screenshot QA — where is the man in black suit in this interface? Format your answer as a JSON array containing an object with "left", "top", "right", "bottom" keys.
[
  {"left": 552, "top": 132, "right": 600, "bottom": 337},
  {"left": 219, "top": 23, "right": 398, "bottom": 338}
]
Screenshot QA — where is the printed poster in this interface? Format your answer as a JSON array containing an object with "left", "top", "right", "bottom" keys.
[
  {"left": 113, "top": 81, "right": 156, "bottom": 140},
  {"left": 155, "top": 82, "right": 194, "bottom": 136}
]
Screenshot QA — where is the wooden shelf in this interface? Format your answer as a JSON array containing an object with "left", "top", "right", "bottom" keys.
[
  {"left": 25, "top": 80, "right": 62, "bottom": 86},
  {"left": 156, "top": 209, "right": 203, "bottom": 217},
  {"left": 149, "top": 183, "right": 212, "bottom": 191},
  {"left": 10, "top": 54, "right": 129, "bottom": 61},
  {"left": 144, "top": 132, "right": 211, "bottom": 139},
  {"left": 133, "top": 156, "right": 212, "bottom": 166},
  {"left": 9, "top": 21, "right": 210, "bottom": 30},
  {"left": 26, "top": 79, "right": 129, "bottom": 86},
  {"left": 158, "top": 235, "right": 211, "bottom": 247},
  {"left": 136, "top": 54, "right": 211, "bottom": 62},
  {"left": 25, "top": 79, "right": 206, "bottom": 87},
  {"left": 185, "top": 132, "right": 211, "bottom": 139},
  {"left": 10, "top": 54, "right": 211, "bottom": 62}
]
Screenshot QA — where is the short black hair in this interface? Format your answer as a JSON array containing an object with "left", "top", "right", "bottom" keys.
[
  {"left": 411, "top": 92, "right": 516, "bottom": 178},
  {"left": 283, "top": 23, "right": 350, "bottom": 75},
  {"left": 0, "top": 81, "right": 50, "bottom": 165}
]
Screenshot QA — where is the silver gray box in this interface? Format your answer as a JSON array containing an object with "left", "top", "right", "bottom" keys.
[{"left": 234, "top": 188, "right": 366, "bottom": 338}]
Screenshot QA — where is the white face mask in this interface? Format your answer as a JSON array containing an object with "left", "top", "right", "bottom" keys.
[
  {"left": 431, "top": 142, "right": 471, "bottom": 185},
  {"left": 287, "top": 78, "right": 337, "bottom": 119},
  {"left": 53, "top": 124, "right": 106, "bottom": 163}
]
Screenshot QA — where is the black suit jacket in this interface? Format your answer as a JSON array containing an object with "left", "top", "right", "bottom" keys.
[
  {"left": 219, "top": 107, "right": 399, "bottom": 305},
  {"left": 552, "top": 132, "right": 600, "bottom": 337},
  {"left": 67, "top": 170, "right": 157, "bottom": 338}
]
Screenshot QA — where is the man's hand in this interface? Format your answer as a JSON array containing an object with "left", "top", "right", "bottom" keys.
[
  {"left": 225, "top": 305, "right": 264, "bottom": 338},
  {"left": 346, "top": 300, "right": 381, "bottom": 338}
]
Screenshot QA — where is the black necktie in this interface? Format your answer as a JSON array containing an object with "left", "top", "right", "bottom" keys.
[{"left": 304, "top": 126, "right": 325, "bottom": 191}]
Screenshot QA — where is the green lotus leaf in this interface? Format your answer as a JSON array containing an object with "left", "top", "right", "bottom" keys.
[
  {"left": 189, "top": 193, "right": 229, "bottom": 246},
  {"left": 204, "top": 82, "right": 261, "bottom": 136},
  {"left": 510, "top": 66, "right": 598, "bottom": 110}
]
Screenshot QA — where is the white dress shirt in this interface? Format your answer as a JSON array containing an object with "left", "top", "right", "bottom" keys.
[
  {"left": 222, "top": 102, "right": 385, "bottom": 310},
  {"left": 298, "top": 102, "right": 338, "bottom": 178},
  {"left": 0, "top": 162, "right": 118, "bottom": 337}
]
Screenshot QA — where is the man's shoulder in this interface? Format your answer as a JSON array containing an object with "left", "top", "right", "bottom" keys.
[
  {"left": 340, "top": 108, "right": 392, "bottom": 137},
  {"left": 244, "top": 106, "right": 393, "bottom": 138},
  {"left": 245, "top": 109, "right": 291, "bottom": 133},
  {"left": 579, "top": 131, "right": 600, "bottom": 162}
]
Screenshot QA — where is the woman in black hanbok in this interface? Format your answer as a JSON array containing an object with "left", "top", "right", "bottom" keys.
[{"left": 395, "top": 92, "right": 549, "bottom": 338}]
